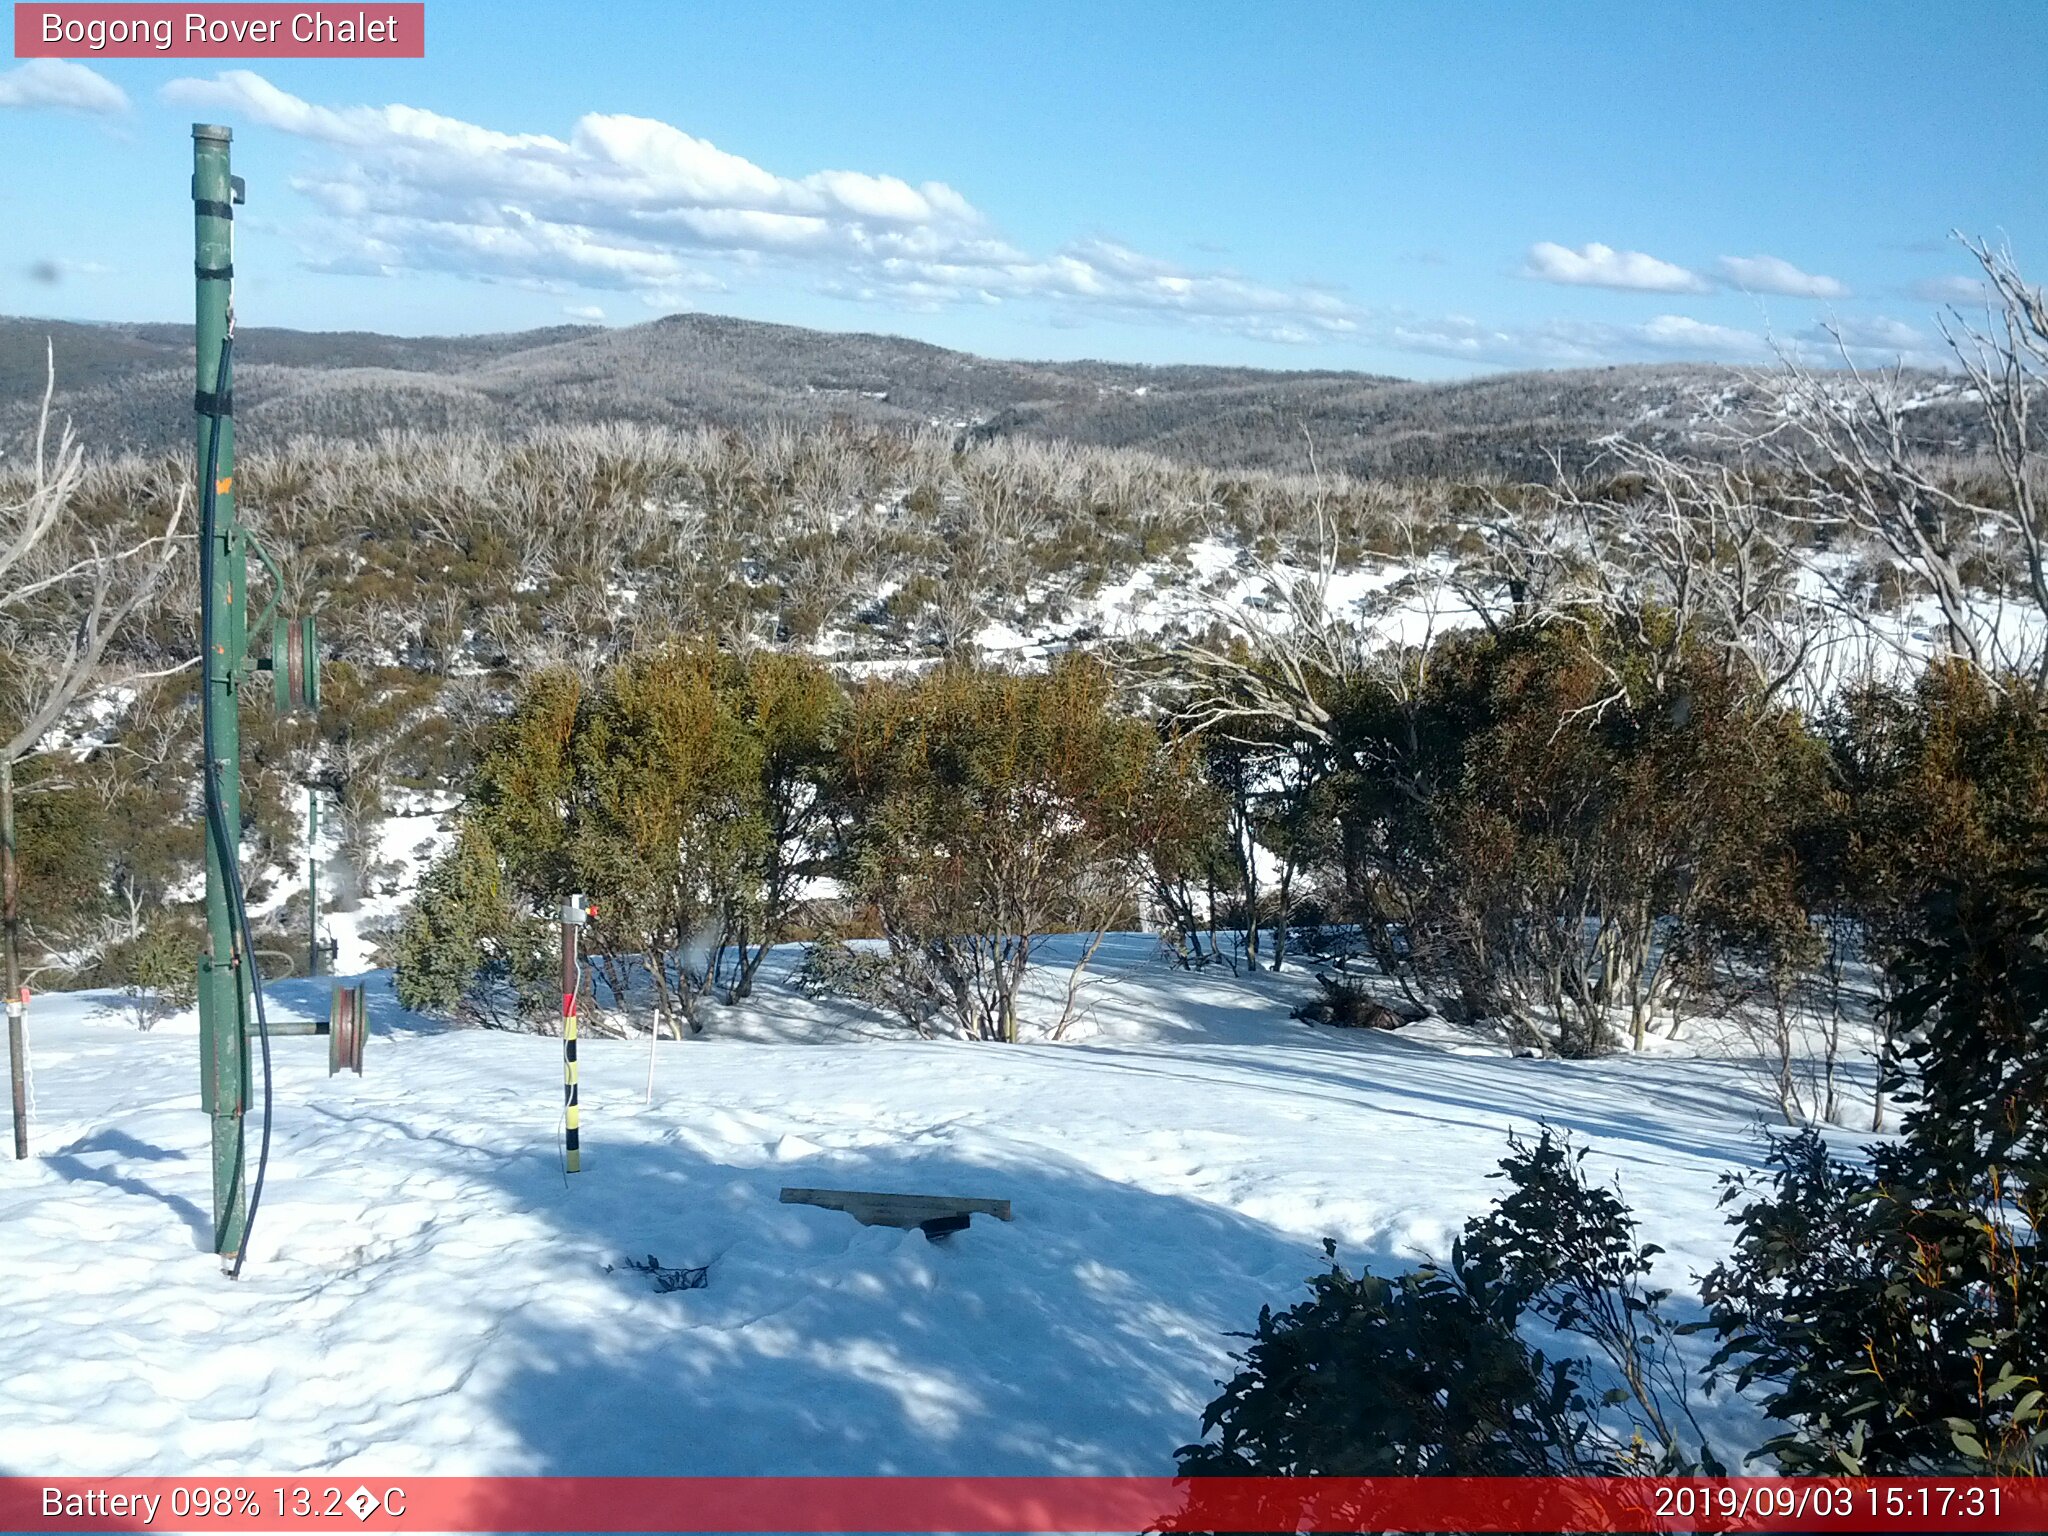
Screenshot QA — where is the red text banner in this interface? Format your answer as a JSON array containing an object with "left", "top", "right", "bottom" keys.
[
  {"left": 14, "top": 4, "right": 425, "bottom": 58},
  {"left": 4, "top": 1476, "right": 2044, "bottom": 1533}
]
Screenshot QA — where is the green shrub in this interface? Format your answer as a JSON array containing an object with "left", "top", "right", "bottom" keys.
[
  {"left": 836, "top": 655, "right": 1195, "bottom": 1041},
  {"left": 392, "top": 822, "right": 552, "bottom": 1027},
  {"left": 101, "top": 924, "right": 199, "bottom": 1030},
  {"left": 1179, "top": 1240, "right": 1617, "bottom": 1476},
  {"left": 1699, "top": 862, "right": 2048, "bottom": 1474},
  {"left": 1181, "top": 1129, "right": 1717, "bottom": 1479}
]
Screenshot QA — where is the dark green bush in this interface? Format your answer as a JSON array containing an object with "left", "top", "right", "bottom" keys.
[
  {"left": 1178, "top": 1239, "right": 1617, "bottom": 1476},
  {"left": 1699, "top": 862, "right": 2048, "bottom": 1474},
  {"left": 1180, "top": 1129, "right": 1717, "bottom": 1480}
]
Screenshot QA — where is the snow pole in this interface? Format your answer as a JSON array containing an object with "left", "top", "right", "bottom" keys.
[
  {"left": 307, "top": 786, "right": 319, "bottom": 979},
  {"left": 561, "top": 894, "right": 588, "bottom": 1173},
  {"left": 644, "top": 993, "right": 658, "bottom": 1106}
]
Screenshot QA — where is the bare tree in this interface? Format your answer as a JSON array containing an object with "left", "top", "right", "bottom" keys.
[
  {"left": 1453, "top": 441, "right": 1833, "bottom": 724},
  {"left": 1742, "top": 238, "right": 2048, "bottom": 700},
  {"left": 1151, "top": 476, "right": 1375, "bottom": 750},
  {"left": 0, "top": 345, "right": 186, "bottom": 1157}
]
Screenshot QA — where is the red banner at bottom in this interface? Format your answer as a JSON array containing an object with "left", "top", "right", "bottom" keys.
[{"left": 8, "top": 1475, "right": 2042, "bottom": 1533}]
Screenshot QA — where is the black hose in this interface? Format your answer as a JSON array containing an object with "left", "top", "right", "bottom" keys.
[{"left": 196, "top": 331, "right": 273, "bottom": 1279}]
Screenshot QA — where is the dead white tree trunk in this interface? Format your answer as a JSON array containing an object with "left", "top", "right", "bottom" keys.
[{"left": 1743, "top": 238, "right": 2048, "bottom": 701}]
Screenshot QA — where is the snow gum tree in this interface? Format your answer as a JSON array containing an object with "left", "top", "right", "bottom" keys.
[
  {"left": 1328, "top": 615, "right": 1823, "bottom": 1056},
  {"left": 396, "top": 646, "right": 842, "bottom": 1033},
  {"left": 569, "top": 644, "right": 770, "bottom": 1035},
  {"left": 835, "top": 655, "right": 1195, "bottom": 1041}
]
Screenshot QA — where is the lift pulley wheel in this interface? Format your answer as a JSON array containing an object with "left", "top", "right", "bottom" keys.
[
  {"left": 272, "top": 614, "right": 320, "bottom": 714},
  {"left": 327, "top": 981, "right": 366, "bottom": 1076}
]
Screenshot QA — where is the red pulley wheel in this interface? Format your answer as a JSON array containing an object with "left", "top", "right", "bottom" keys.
[{"left": 284, "top": 620, "right": 306, "bottom": 711}]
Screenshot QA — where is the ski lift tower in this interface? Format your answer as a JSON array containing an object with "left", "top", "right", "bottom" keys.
[{"left": 191, "top": 126, "right": 321, "bottom": 1266}]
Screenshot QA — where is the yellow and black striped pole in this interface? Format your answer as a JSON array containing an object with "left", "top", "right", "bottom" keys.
[{"left": 560, "top": 893, "right": 588, "bottom": 1173}]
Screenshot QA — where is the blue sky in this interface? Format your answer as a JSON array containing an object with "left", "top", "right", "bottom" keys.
[{"left": 1, "top": 1, "right": 2042, "bottom": 377}]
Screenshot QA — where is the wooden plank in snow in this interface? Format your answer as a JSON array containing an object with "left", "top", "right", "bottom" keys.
[{"left": 779, "top": 1187, "right": 1013, "bottom": 1229}]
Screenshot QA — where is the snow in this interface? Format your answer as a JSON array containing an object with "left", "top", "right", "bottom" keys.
[
  {"left": 956, "top": 537, "right": 1495, "bottom": 671},
  {"left": 970, "top": 620, "right": 1036, "bottom": 657},
  {"left": 0, "top": 935, "right": 1828, "bottom": 1477},
  {"left": 287, "top": 795, "right": 458, "bottom": 976}
]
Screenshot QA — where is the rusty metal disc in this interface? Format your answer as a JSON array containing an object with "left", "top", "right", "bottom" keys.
[
  {"left": 284, "top": 619, "right": 307, "bottom": 710},
  {"left": 347, "top": 984, "right": 365, "bottom": 1073},
  {"left": 326, "top": 982, "right": 367, "bottom": 1075}
]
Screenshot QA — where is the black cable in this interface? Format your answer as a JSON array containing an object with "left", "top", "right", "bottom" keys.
[{"left": 196, "top": 330, "right": 273, "bottom": 1279}]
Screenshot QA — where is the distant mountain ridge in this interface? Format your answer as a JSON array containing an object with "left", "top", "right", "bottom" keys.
[{"left": 0, "top": 310, "right": 1960, "bottom": 480}]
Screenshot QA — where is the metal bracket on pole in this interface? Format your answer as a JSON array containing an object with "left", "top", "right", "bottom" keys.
[{"left": 248, "top": 534, "right": 320, "bottom": 715}]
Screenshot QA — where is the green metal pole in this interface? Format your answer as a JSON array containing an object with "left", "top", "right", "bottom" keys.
[
  {"left": 194, "top": 123, "right": 250, "bottom": 1261},
  {"left": 308, "top": 786, "right": 318, "bottom": 979}
]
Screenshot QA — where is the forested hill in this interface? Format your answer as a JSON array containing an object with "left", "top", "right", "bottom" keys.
[{"left": 0, "top": 309, "right": 1951, "bottom": 479}]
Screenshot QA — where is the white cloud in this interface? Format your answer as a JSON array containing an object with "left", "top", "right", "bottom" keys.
[
  {"left": 1385, "top": 315, "right": 1609, "bottom": 367},
  {"left": 1715, "top": 254, "right": 1847, "bottom": 299},
  {"left": 1373, "top": 310, "right": 1770, "bottom": 369},
  {"left": 134, "top": 73, "right": 1949, "bottom": 375},
  {"left": 1639, "top": 313, "right": 1771, "bottom": 360},
  {"left": 157, "top": 71, "right": 1360, "bottom": 342},
  {"left": 0, "top": 60, "right": 128, "bottom": 115},
  {"left": 1836, "top": 316, "right": 1924, "bottom": 348},
  {"left": 1787, "top": 316, "right": 1949, "bottom": 371},
  {"left": 1524, "top": 241, "right": 1711, "bottom": 294},
  {"left": 1912, "top": 274, "right": 1990, "bottom": 304},
  {"left": 1800, "top": 315, "right": 1930, "bottom": 355}
]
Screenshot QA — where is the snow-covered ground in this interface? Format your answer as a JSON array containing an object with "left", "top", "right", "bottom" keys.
[{"left": 0, "top": 935, "right": 1853, "bottom": 1477}]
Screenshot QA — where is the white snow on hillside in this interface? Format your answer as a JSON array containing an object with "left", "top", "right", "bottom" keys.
[
  {"left": 0, "top": 936, "right": 1862, "bottom": 1477},
  {"left": 321, "top": 801, "right": 458, "bottom": 975}
]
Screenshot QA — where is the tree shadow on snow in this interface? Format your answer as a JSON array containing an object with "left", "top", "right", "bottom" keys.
[
  {"left": 217, "top": 960, "right": 1800, "bottom": 1481},
  {"left": 47, "top": 1128, "right": 211, "bottom": 1250},
  {"left": 444, "top": 1131, "right": 1374, "bottom": 1481}
]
